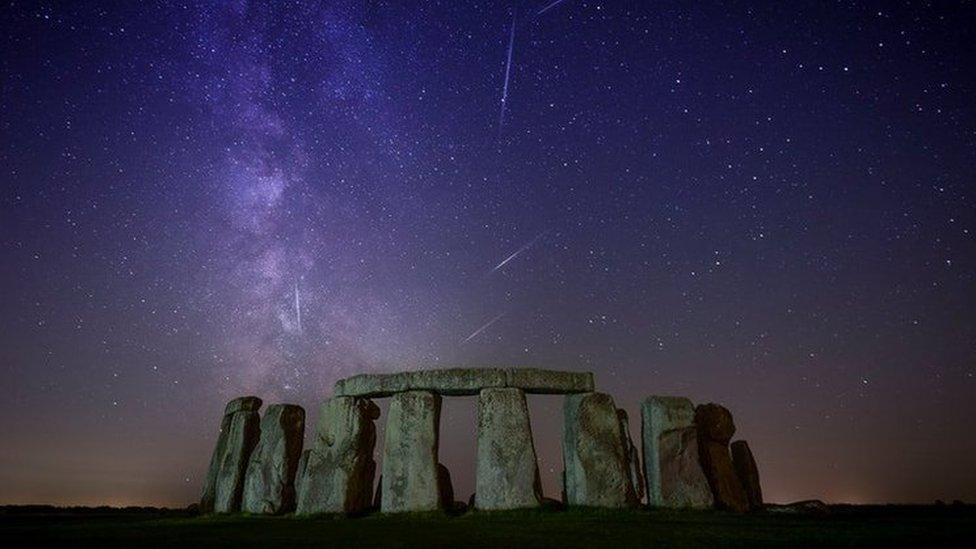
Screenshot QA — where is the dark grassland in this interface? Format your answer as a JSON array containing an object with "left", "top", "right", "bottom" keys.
[{"left": 1, "top": 505, "right": 973, "bottom": 548}]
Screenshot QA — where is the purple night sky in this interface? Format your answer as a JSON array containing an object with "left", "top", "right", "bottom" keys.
[{"left": 1, "top": 1, "right": 974, "bottom": 506}]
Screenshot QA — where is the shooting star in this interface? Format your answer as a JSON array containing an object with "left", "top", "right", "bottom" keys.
[
  {"left": 294, "top": 282, "right": 302, "bottom": 333},
  {"left": 490, "top": 232, "right": 546, "bottom": 273},
  {"left": 498, "top": 12, "right": 516, "bottom": 132},
  {"left": 537, "top": 0, "right": 568, "bottom": 15},
  {"left": 461, "top": 313, "right": 506, "bottom": 344}
]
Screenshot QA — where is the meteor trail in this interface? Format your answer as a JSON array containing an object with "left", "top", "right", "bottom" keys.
[
  {"left": 498, "top": 13, "right": 516, "bottom": 132},
  {"left": 294, "top": 282, "right": 302, "bottom": 333},
  {"left": 491, "top": 232, "right": 546, "bottom": 273},
  {"left": 537, "top": 0, "right": 568, "bottom": 15},
  {"left": 461, "top": 313, "right": 505, "bottom": 343}
]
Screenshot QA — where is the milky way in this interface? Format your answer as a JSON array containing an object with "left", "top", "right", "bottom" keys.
[{"left": 1, "top": 1, "right": 974, "bottom": 506}]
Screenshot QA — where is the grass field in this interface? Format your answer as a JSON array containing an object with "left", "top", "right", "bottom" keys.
[{"left": 2, "top": 505, "right": 973, "bottom": 548}]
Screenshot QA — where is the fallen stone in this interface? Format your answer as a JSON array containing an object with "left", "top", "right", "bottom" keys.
[
  {"left": 640, "top": 396, "right": 696, "bottom": 507},
  {"left": 658, "top": 426, "right": 713, "bottom": 508},
  {"left": 241, "top": 404, "right": 305, "bottom": 515},
  {"left": 210, "top": 398, "right": 262, "bottom": 513},
  {"left": 731, "top": 440, "right": 763, "bottom": 510},
  {"left": 695, "top": 403, "right": 749, "bottom": 513},
  {"left": 381, "top": 391, "right": 442, "bottom": 512},
  {"left": 616, "top": 409, "right": 645, "bottom": 503},
  {"left": 475, "top": 388, "right": 542, "bottom": 510},
  {"left": 295, "top": 397, "right": 379, "bottom": 515},
  {"left": 334, "top": 367, "right": 593, "bottom": 397},
  {"left": 438, "top": 463, "right": 454, "bottom": 507},
  {"left": 766, "top": 499, "right": 829, "bottom": 515},
  {"left": 563, "top": 392, "right": 638, "bottom": 508}
]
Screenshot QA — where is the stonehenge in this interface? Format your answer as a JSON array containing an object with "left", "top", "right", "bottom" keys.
[
  {"left": 200, "top": 368, "right": 765, "bottom": 516},
  {"left": 381, "top": 391, "right": 443, "bottom": 513},
  {"left": 295, "top": 397, "right": 379, "bottom": 515},
  {"left": 731, "top": 440, "right": 763, "bottom": 510},
  {"left": 695, "top": 403, "right": 750, "bottom": 512},
  {"left": 563, "top": 392, "right": 638, "bottom": 508},
  {"left": 475, "top": 388, "right": 542, "bottom": 510},
  {"left": 242, "top": 404, "right": 305, "bottom": 514},
  {"left": 641, "top": 396, "right": 712, "bottom": 508},
  {"left": 200, "top": 396, "right": 262, "bottom": 514}
]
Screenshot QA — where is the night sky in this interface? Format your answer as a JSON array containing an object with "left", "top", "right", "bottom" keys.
[{"left": 2, "top": 1, "right": 974, "bottom": 507}]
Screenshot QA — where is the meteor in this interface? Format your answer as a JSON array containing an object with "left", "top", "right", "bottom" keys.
[
  {"left": 498, "top": 13, "right": 516, "bottom": 132},
  {"left": 537, "top": 0, "right": 568, "bottom": 15},
  {"left": 461, "top": 313, "right": 505, "bottom": 343},
  {"left": 490, "top": 232, "right": 545, "bottom": 273},
  {"left": 294, "top": 282, "right": 302, "bottom": 333}
]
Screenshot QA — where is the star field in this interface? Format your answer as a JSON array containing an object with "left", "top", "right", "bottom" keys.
[{"left": 1, "top": 1, "right": 974, "bottom": 506}]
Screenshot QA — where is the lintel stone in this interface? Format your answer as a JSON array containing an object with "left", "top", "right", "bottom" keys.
[{"left": 334, "top": 367, "right": 594, "bottom": 398}]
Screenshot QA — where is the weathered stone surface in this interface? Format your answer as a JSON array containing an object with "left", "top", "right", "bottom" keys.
[
  {"left": 334, "top": 367, "right": 593, "bottom": 397},
  {"left": 695, "top": 403, "right": 749, "bottom": 513},
  {"left": 224, "top": 396, "right": 262, "bottom": 415},
  {"left": 242, "top": 404, "right": 305, "bottom": 515},
  {"left": 295, "top": 397, "right": 379, "bottom": 515},
  {"left": 381, "top": 391, "right": 442, "bottom": 512},
  {"left": 475, "top": 388, "right": 542, "bottom": 510},
  {"left": 212, "top": 401, "right": 262, "bottom": 513},
  {"left": 640, "top": 395, "right": 696, "bottom": 507},
  {"left": 658, "top": 426, "right": 713, "bottom": 508},
  {"left": 563, "top": 392, "right": 638, "bottom": 508},
  {"left": 200, "top": 413, "right": 233, "bottom": 514},
  {"left": 731, "top": 440, "right": 763, "bottom": 510},
  {"left": 616, "top": 409, "right": 645, "bottom": 503},
  {"left": 294, "top": 449, "right": 310, "bottom": 502},
  {"left": 505, "top": 368, "right": 594, "bottom": 394},
  {"left": 337, "top": 369, "right": 505, "bottom": 397},
  {"left": 695, "top": 403, "right": 736, "bottom": 443},
  {"left": 201, "top": 397, "right": 263, "bottom": 514},
  {"left": 438, "top": 463, "right": 454, "bottom": 507}
]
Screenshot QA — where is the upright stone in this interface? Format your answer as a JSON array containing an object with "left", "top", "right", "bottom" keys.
[
  {"left": 438, "top": 464, "right": 455, "bottom": 507},
  {"left": 382, "top": 390, "right": 442, "bottom": 512},
  {"left": 616, "top": 409, "right": 645, "bottom": 503},
  {"left": 641, "top": 396, "right": 711, "bottom": 507},
  {"left": 242, "top": 404, "right": 305, "bottom": 514},
  {"left": 695, "top": 403, "right": 749, "bottom": 513},
  {"left": 475, "top": 388, "right": 542, "bottom": 510},
  {"left": 294, "top": 449, "right": 310, "bottom": 503},
  {"left": 563, "top": 392, "right": 637, "bottom": 508},
  {"left": 658, "top": 426, "right": 713, "bottom": 508},
  {"left": 731, "top": 440, "right": 763, "bottom": 510},
  {"left": 295, "top": 397, "right": 379, "bottom": 515},
  {"left": 200, "top": 396, "right": 262, "bottom": 514}
]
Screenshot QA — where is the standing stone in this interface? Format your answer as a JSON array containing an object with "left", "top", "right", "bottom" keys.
[
  {"left": 731, "top": 440, "right": 763, "bottom": 510},
  {"left": 242, "top": 404, "right": 305, "bottom": 514},
  {"left": 616, "top": 409, "right": 645, "bottom": 503},
  {"left": 382, "top": 390, "right": 442, "bottom": 512},
  {"left": 475, "top": 388, "right": 542, "bottom": 510},
  {"left": 294, "top": 449, "right": 310, "bottom": 502},
  {"left": 438, "top": 464, "right": 454, "bottom": 507},
  {"left": 201, "top": 396, "right": 262, "bottom": 514},
  {"left": 695, "top": 403, "right": 749, "bottom": 513},
  {"left": 658, "top": 426, "right": 713, "bottom": 508},
  {"left": 295, "top": 397, "right": 379, "bottom": 515},
  {"left": 641, "top": 396, "right": 711, "bottom": 507},
  {"left": 563, "top": 392, "right": 637, "bottom": 508}
]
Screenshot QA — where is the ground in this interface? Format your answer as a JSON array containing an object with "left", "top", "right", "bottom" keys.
[{"left": 1, "top": 505, "right": 973, "bottom": 548}]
